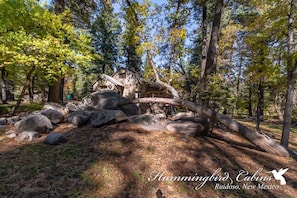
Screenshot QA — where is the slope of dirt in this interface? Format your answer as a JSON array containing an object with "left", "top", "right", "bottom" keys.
[{"left": 0, "top": 121, "right": 297, "bottom": 198}]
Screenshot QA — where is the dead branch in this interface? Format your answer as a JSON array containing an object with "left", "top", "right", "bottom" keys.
[
  {"left": 140, "top": 32, "right": 289, "bottom": 157},
  {"left": 131, "top": 97, "right": 289, "bottom": 157}
]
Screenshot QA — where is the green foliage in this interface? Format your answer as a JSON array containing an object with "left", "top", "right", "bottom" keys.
[
  {"left": 90, "top": 1, "right": 121, "bottom": 74},
  {"left": 0, "top": 0, "right": 96, "bottom": 100},
  {"left": 0, "top": 103, "right": 42, "bottom": 115}
]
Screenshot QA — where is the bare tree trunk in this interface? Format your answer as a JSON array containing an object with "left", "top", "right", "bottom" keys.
[
  {"left": 10, "top": 67, "right": 35, "bottom": 115},
  {"left": 1, "top": 68, "right": 7, "bottom": 104},
  {"left": 281, "top": 0, "right": 297, "bottom": 148}
]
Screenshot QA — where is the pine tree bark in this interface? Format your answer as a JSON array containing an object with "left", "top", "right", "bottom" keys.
[
  {"left": 204, "top": 0, "right": 223, "bottom": 76},
  {"left": 281, "top": 0, "right": 297, "bottom": 148},
  {"left": 200, "top": 0, "right": 224, "bottom": 105}
]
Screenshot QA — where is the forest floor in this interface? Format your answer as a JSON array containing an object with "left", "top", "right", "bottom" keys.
[{"left": 0, "top": 118, "right": 297, "bottom": 198}]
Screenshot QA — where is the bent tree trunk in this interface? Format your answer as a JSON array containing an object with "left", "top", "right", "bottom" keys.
[
  {"left": 10, "top": 67, "right": 35, "bottom": 115},
  {"left": 129, "top": 97, "right": 289, "bottom": 157}
]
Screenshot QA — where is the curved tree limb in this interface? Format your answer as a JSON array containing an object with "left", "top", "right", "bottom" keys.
[
  {"left": 140, "top": 29, "right": 289, "bottom": 157},
  {"left": 130, "top": 97, "right": 289, "bottom": 157}
]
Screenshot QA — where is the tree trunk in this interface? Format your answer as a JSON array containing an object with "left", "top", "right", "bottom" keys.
[
  {"left": 1, "top": 68, "right": 7, "bottom": 104},
  {"left": 28, "top": 76, "right": 34, "bottom": 103},
  {"left": 248, "top": 84, "right": 253, "bottom": 117},
  {"left": 59, "top": 77, "right": 65, "bottom": 103},
  {"left": 256, "top": 78, "right": 264, "bottom": 131},
  {"left": 204, "top": 0, "right": 223, "bottom": 76},
  {"left": 129, "top": 97, "right": 289, "bottom": 157},
  {"left": 200, "top": 0, "right": 224, "bottom": 105},
  {"left": 281, "top": 72, "right": 296, "bottom": 147},
  {"left": 200, "top": 2, "right": 207, "bottom": 78},
  {"left": 48, "top": 81, "right": 60, "bottom": 103},
  {"left": 48, "top": 0, "right": 65, "bottom": 103},
  {"left": 233, "top": 49, "right": 243, "bottom": 117},
  {"left": 10, "top": 67, "right": 35, "bottom": 115},
  {"left": 281, "top": 0, "right": 297, "bottom": 148}
]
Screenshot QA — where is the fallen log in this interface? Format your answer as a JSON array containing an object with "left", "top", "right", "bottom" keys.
[{"left": 129, "top": 97, "right": 289, "bottom": 157}]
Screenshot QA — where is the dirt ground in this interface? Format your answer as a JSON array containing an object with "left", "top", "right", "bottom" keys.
[{"left": 0, "top": 120, "right": 297, "bottom": 198}]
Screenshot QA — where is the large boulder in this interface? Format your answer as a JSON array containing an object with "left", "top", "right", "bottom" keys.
[
  {"left": 90, "top": 110, "right": 127, "bottom": 128},
  {"left": 167, "top": 117, "right": 210, "bottom": 136},
  {"left": 15, "top": 131, "right": 40, "bottom": 142},
  {"left": 67, "top": 110, "right": 92, "bottom": 127},
  {"left": 6, "top": 116, "right": 20, "bottom": 125},
  {"left": 128, "top": 114, "right": 168, "bottom": 132},
  {"left": 41, "top": 109, "right": 65, "bottom": 124},
  {"left": 15, "top": 114, "right": 53, "bottom": 133},
  {"left": 44, "top": 132, "right": 67, "bottom": 145},
  {"left": 43, "top": 102, "right": 67, "bottom": 117},
  {"left": 91, "top": 90, "right": 139, "bottom": 116}
]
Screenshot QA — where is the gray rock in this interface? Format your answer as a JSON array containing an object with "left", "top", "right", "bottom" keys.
[
  {"left": 15, "top": 114, "right": 53, "bottom": 133},
  {"left": 0, "top": 118, "right": 7, "bottom": 125},
  {"left": 67, "top": 110, "right": 91, "bottom": 127},
  {"left": 43, "top": 102, "right": 66, "bottom": 117},
  {"left": 90, "top": 110, "right": 127, "bottom": 128},
  {"left": 65, "top": 102, "right": 80, "bottom": 112},
  {"left": 167, "top": 117, "right": 209, "bottom": 136},
  {"left": 40, "top": 109, "right": 64, "bottom": 124},
  {"left": 7, "top": 116, "right": 20, "bottom": 125},
  {"left": 91, "top": 90, "right": 139, "bottom": 116},
  {"left": 44, "top": 132, "right": 67, "bottom": 145},
  {"left": 15, "top": 131, "right": 40, "bottom": 141},
  {"left": 128, "top": 114, "right": 168, "bottom": 132}
]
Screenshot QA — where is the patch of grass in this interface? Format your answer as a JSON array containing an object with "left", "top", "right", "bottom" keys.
[
  {"left": 0, "top": 103, "right": 42, "bottom": 115},
  {"left": 0, "top": 105, "right": 11, "bottom": 115}
]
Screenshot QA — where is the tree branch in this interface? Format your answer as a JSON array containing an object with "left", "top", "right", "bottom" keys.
[{"left": 129, "top": 97, "right": 289, "bottom": 157}]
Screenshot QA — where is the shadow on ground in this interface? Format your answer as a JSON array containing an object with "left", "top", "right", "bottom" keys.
[{"left": 0, "top": 122, "right": 297, "bottom": 198}]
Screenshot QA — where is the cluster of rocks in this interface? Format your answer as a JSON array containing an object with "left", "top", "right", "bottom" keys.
[{"left": 0, "top": 90, "right": 210, "bottom": 144}]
